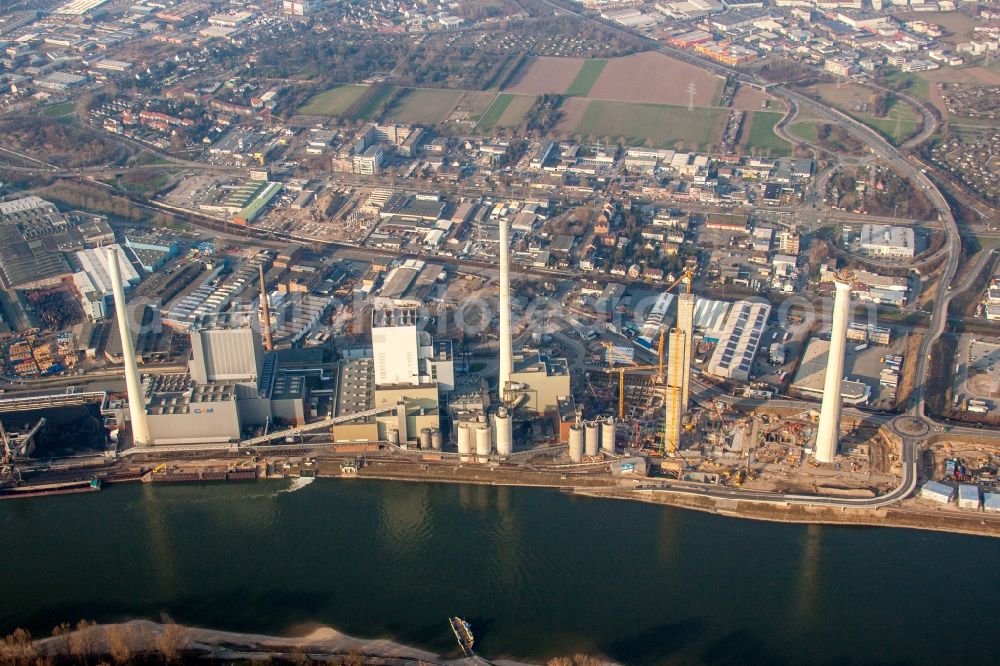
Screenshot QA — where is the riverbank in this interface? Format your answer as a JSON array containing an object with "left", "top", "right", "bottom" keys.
[
  {"left": 15, "top": 450, "right": 1000, "bottom": 538},
  {"left": 577, "top": 487, "right": 1000, "bottom": 538},
  {"left": 24, "top": 619, "right": 530, "bottom": 665}
]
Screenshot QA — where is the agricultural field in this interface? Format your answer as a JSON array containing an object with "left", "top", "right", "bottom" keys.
[
  {"left": 449, "top": 92, "right": 498, "bottom": 125},
  {"left": 556, "top": 100, "right": 726, "bottom": 149},
  {"left": 730, "top": 85, "right": 784, "bottom": 111},
  {"left": 298, "top": 85, "right": 370, "bottom": 116},
  {"left": 354, "top": 86, "right": 397, "bottom": 121},
  {"left": 742, "top": 111, "right": 792, "bottom": 156},
  {"left": 503, "top": 57, "right": 586, "bottom": 95},
  {"left": 565, "top": 59, "right": 607, "bottom": 97},
  {"left": 586, "top": 52, "right": 723, "bottom": 106},
  {"left": 382, "top": 88, "right": 465, "bottom": 125},
  {"left": 477, "top": 94, "right": 536, "bottom": 130}
]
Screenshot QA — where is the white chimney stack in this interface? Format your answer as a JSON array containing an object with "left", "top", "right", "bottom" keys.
[
  {"left": 107, "top": 247, "right": 151, "bottom": 446},
  {"left": 499, "top": 216, "right": 513, "bottom": 402},
  {"left": 815, "top": 278, "right": 851, "bottom": 462}
]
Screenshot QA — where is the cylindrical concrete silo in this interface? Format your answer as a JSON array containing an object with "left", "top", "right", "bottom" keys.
[
  {"left": 601, "top": 417, "right": 616, "bottom": 454},
  {"left": 495, "top": 407, "right": 513, "bottom": 457},
  {"left": 584, "top": 421, "right": 600, "bottom": 457},
  {"left": 568, "top": 424, "right": 585, "bottom": 462},
  {"left": 386, "top": 429, "right": 399, "bottom": 446},
  {"left": 475, "top": 424, "right": 492, "bottom": 461},
  {"left": 419, "top": 427, "right": 433, "bottom": 450},
  {"left": 456, "top": 422, "right": 472, "bottom": 460},
  {"left": 430, "top": 428, "right": 442, "bottom": 450}
]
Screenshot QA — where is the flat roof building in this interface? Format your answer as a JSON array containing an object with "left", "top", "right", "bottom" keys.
[
  {"left": 790, "top": 337, "right": 871, "bottom": 404},
  {"left": 705, "top": 300, "right": 770, "bottom": 382},
  {"left": 958, "top": 484, "right": 981, "bottom": 510},
  {"left": 860, "top": 224, "right": 915, "bottom": 258},
  {"left": 189, "top": 319, "right": 264, "bottom": 386},
  {"left": 920, "top": 480, "right": 954, "bottom": 504}
]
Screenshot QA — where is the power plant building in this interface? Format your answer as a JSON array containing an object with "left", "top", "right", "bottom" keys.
[
  {"left": 144, "top": 376, "right": 243, "bottom": 444},
  {"left": 508, "top": 351, "right": 571, "bottom": 415},
  {"left": 372, "top": 299, "right": 454, "bottom": 391},
  {"left": 189, "top": 318, "right": 264, "bottom": 386}
]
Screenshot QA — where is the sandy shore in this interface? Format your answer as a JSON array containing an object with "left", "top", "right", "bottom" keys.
[{"left": 30, "top": 619, "right": 522, "bottom": 665}]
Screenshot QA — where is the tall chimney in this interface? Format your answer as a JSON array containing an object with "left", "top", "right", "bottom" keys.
[
  {"left": 258, "top": 263, "right": 274, "bottom": 351},
  {"left": 107, "top": 247, "right": 151, "bottom": 446},
  {"left": 499, "top": 215, "right": 513, "bottom": 402},
  {"left": 815, "top": 278, "right": 851, "bottom": 463}
]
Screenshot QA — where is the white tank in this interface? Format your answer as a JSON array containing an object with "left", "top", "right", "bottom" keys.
[
  {"left": 456, "top": 422, "right": 472, "bottom": 457},
  {"left": 495, "top": 407, "right": 513, "bottom": 457},
  {"left": 584, "top": 421, "right": 600, "bottom": 457},
  {"left": 601, "top": 417, "right": 616, "bottom": 454},
  {"left": 475, "top": 424, "right": 492, "bottom": 461},
  {"left": 419, "top": 428, "right": 433, "bottom": 450},
  {"left": 387, "top": 429, "right": 399, "bottom": 446},
  {"left": 430, "top": 428, "right": 442, "bottom": 450},
  {"left": 568, "top": 424, "right": 585, "bottom": 462}
]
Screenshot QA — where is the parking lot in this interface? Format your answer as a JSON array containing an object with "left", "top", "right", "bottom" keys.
[{"left": 954, "top": 336, "right": 1000, "bottom": 413}]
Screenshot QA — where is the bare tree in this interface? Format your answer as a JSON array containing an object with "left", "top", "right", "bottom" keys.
[
  {"left": 67, "top": 620, "right": 96, "bottom": 665},
  {"left": 50, "top": 623, "right": 72, "bottom": 656},
  {"left": 0, "top": 627, "right": 36, "bottom": 664},
  {"left": 106, "top": 625, "right": 134, "bottom": 664},
  {"left": 156, "top": 623, "right": 184, "bottom": 663}
]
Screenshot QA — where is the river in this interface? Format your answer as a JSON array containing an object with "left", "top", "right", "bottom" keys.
[{"left": 1, "top": 479, "right": 997, "bottom": 664}]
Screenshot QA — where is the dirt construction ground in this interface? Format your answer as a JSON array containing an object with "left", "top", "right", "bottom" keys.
[{"left": 586, "top": 52, "right": 721, "bottom": 106}]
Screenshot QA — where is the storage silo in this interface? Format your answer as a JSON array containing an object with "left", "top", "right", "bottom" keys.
[
  {"left": 419, "top": 427, "right": 433, "bottom": 450},
  {"left": 387, "top": 429, "right": 399, "bottom": 446},
  {"left": 475, "top": 424, "right": 492, "bottom": 461},
  {"left": 495, "top": 407, "right": 513, "bottom": 457},
  {"left": 601, "top": 417, "right": 616, "bottom": 454},
  {"left": 568, "top": 424, "right": 585, "bottom": 462},
  {"left": 456, "top": 422, "right": 472, "bottom": 458},
  {"left": 430, "top": 428, "right": 442, "bottom": 450},
  {"left": 584, "top": 421, "right": 600, "bottom": 457}
]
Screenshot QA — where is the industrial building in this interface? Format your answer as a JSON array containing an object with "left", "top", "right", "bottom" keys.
[
  {"left": 75, "top": 244, "right": 140, "bottom": 295},
  {"left": 507, "top": 351, "right": 571, "bottom": 415},
  {"left": 790, "top": 338, "right": 871, "bottom": 405},
  {"left": 705, "top": 300, "right": 771, "bottom": 382},
  {"left": 189, "top": 317, "right": 264, "bottom": 386},
  {"left": 371, "top": 298, "right": 454, "bottom": 391},
  {"left": 859, "top": 224, "right": 916, "bottom": 259},
  {"left": 958, "top": 484, "right": 981, "bottom": 510},
  {"left": 920, "top": 480, "right": 955, "bottom": 504}
]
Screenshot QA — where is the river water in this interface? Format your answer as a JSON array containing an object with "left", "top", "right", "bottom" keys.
[{"left": 1, "top": 479, "right": 997, "bottom": 664}]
